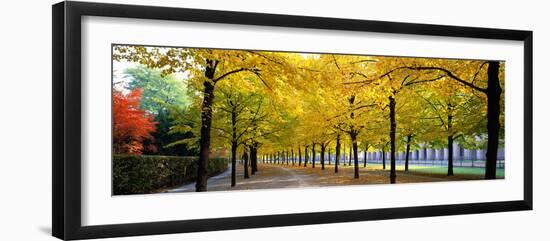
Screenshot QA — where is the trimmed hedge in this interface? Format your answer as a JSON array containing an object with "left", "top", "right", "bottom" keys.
[{"left": 113, "top": 155, "right": 229, "bottom": 195}]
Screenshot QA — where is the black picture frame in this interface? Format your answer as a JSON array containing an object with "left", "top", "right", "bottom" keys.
[{"left": 52, "top": 1, "right": 533, "bottom": 240}]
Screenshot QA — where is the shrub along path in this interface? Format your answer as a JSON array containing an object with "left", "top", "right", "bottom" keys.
[{"left": 165, "top": 163, "right": 492, "bottom": 193}]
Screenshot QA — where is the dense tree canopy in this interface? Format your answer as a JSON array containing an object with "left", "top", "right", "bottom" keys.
[
  {"left": 113, "top": 45, "right": 505, "bottom": 191},
  {"left": 112, "top": 88, "right": 157, "bottom": 154}
]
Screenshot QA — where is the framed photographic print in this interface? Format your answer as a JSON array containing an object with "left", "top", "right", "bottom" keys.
[{"left": 52, "top": 1, "right": 533, "bottom": 240}]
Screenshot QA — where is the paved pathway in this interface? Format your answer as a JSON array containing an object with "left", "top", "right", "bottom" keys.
[
  {"left": 166, "top": 164, "right": 320, "bottom": 193},
  {"left": 166, "top": 164, "right": 233, "bottom": 193},
  {"left": 165, "top": 163, "right": 471, "bottom": 193}
]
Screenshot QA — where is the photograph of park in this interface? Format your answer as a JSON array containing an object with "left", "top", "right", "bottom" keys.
[{"left": 111, "top": 44, "right": 505, "bottom": 195}]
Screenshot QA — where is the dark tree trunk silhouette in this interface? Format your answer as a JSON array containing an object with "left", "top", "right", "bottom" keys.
[
  {"left": 405, "top": 134, "right": 412, "bottom": 172},
  {"left": 389, "top": 95, "right": 397, "bottom": 184},
  {"left": 231, "top": 140, "right": 237, "bottom": 187},
  {"left": 335, "top": 134, "right": 341, "bottom": 173},
  {"left": 230, "top": 102, "right": 238, "bottom": 187},
  {"left": 352, "top": 134, "right": 359, "bottom": 179},
  {"left": 448, "top": 135, "right": 454, "bottom": 176},
  {"left": 251, "top": 144, "right": 258, "bottom": 175},
  {"left": 328, "top": 148, "right": 331, "bottom": 165},
  {"left": 485, "top": 61, "right": 501, "bottom": 179},
  {"left": 291, "top": 148, "right": 295, "bottom": 166},
  {"left": 288, "top": 149, "right": 291, "bottom": 165},
  {"left": 321, "top": 144, "right": 326, "bottom": 170},
  {"left": 196, "top": 69, "right": 216, "bottom": 192},
  {"left": 285, "top": 149, "right": 289, "bottom": 165},
  {"left": 447, "top": 105, "right": 454, "bottom": 176},
  {"left": 250, "top": 145, "right": 255, "bottom": 175},
  {"left": 298, "top": 146, "right": 302, "bottom": 166},
  {"left": 312, "top": 143, "right": 316, "bottom": 168},
  {"left": 304, "top": 146, "right": 308, "bottom": 167},
  {"left": 196, "top": 60, "right": 250, "bottom": 191},
  {"left": 342, "top": 144, "right": 346, "bottom": 166},
  {"left": 347, "top": 95, "right": 359, "bottom": 178},
  {"left": 243, "top": 151, "right": 249, "bottom": 179},
  {"left": 363, "top": 143, "right": 368, "bottom": 168}
]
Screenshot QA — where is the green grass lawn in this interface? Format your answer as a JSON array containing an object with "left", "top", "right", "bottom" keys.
[{"left": 363, "top": 163, "right": 505, "bottom": 178}]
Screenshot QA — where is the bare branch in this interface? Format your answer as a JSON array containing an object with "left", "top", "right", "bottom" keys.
[
  {"left": 213, "top": 68, "right": 246, "bottom": 82},
  {"left": 404, "top": 75, "right": 446, "bottom": 86},
  {"left": 401, "top": 66, "right": 487, "bottom": 92},
  {"left": 350, "top": 59, "right": 377, "bottom": 64},
  {"left": 249, "top": 70, "right": 273, "bottom": 91}
]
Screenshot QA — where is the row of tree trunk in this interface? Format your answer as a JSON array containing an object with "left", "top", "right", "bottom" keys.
[{"left": 196, "top": 59, "right": 501, "bottom": 191}]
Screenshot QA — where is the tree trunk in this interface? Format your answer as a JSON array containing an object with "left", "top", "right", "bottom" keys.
[
  {"left": 286, "top": 149, "right": 289, "bottom": 165},
  {"left": 335, "top": 134, "right": 341, "bottom": 173},
  {"left": 251, "top": 144, "right": 258, "bottom": 175},
  {"left": 250, "top": 145, "right": 255, "bottom": 175},
  {"left": 363, "top": 143, "right": 368, "bottom": 168},
  {"left": 342, "top": 144, "right": 346, "bottom": 166},
  {"left": 298, "top": 146, "right": 302, "bottom": 166},
  {"left": 231, "top": 141, "right": 237, "bottom": 187},
  {"left": 351, "top": 133, "right": 359, "bottom": 179},
  {"left": 312, "top": 143, "right": 316, "bottom": 168},
  {"left": 285, "top": 150, "right": 289, "bottom": 165},
  {"left": 243, "top": 151, "right": 249, "bottom": 179},
  {"left": 447, "top": 135, "right": 454, "bottom": 176},
  {"left": 447, "top": 106, "right": 454, "bottom": 176},
  {"left": 485, "top": 61, "right": 501, "bottom": 179},
  {"left": 196, "top": 78, "right": 215, "bottom": 192},
  {"left": 405, "top": 135, "right": 412, "bottom": 172},
  {"left": 291, "top": 148, "right": 295, "bottom": 166},
  {"left": 321, "top": 145, "right": 326, "bottom": 170},
  {"left": 254, "top": 147, "right": 257, "bottom": 171},
  {"left": 230, "top": 103, "right": 237, "bottom": 187},
  {"left": 389, "top": 96, "right": 397, "bottom": 184},
  {"left": 304, "top": 146, "right": 308, "bottom": 167}
]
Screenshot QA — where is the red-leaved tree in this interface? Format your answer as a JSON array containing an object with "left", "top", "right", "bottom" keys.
[{"left": 113, "top": 88, "right": 157, "bottom": 154}]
